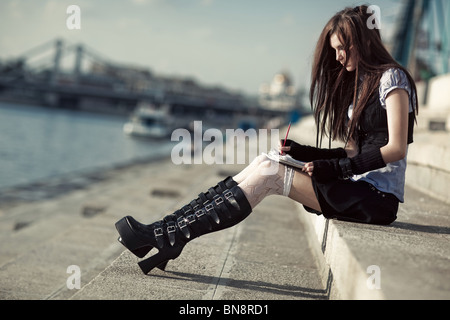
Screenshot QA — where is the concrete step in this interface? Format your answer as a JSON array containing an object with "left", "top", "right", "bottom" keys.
[
  {"left": 0, "top": 158, "right": 231, "bottom": 299},
  {"left": 71, "top": 189, "right": 327, "bottom": 300}
]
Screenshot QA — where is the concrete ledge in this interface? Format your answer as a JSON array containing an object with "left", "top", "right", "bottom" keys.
[
  {"left": 425, "top": 74, "right": 450, "bottom": 112},
  {"left": 297, "top": 207, "right": 384, "bottom": 299},
  {"left": 406, "top": 162, "right": 450, "bottom": 205},
  {"left": 295, "top": 185, "right": 450, "bottom": 300},
  {"left": 407, "top": 131, "right": 450, "bottom": 205},
  {"left": 414, "top": 108, "right": 449, "bottom": 132}
]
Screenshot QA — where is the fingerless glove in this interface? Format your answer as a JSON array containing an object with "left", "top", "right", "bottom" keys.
[
  {"left": 282, "top": 139, "right": 347, "bottom": 161},
  {"left": 312, "top": 147, "right": 386, "bottom": 182}
]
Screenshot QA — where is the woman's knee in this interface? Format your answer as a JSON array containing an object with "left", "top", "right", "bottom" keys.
[
  {"left": 253, "top": 153, "right": 270, "bottom": 165},
  {"left": 257, "top": 158, "right": 283, "bottom": 176}
]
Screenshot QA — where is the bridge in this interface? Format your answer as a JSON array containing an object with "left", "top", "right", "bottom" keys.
[
  {"left": 391, "top": 0, "right": 449, "bottom": 80},
  {"left": 0, "top": 38, "right": 296, "bottom": 129}
]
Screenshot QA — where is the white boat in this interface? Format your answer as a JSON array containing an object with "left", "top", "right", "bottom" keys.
[{"left": 123, "top": 104, "right": 172, "bottom": 138}]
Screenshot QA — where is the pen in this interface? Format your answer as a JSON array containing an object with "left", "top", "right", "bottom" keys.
[{"left": 282, "top": 122, "right": 291, "bottom": 148}]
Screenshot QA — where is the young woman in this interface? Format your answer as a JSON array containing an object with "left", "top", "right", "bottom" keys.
[{"left": 115, "top": 5, "right": 418, "bottom": 274}]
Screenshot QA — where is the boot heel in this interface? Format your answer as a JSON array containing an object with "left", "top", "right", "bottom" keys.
[
  {"left": 138, "top": 246, "right": 183, "bottom": 274},
  {"left": 138, "top": 252, "right": 167, "bottom": 274},
  {"left": 156, "top": 260, "right": 169, "bottom": 271}
]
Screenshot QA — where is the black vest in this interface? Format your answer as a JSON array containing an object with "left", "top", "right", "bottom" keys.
[{"left": 356, "top": 92, "right": 415, "bottom": 153}]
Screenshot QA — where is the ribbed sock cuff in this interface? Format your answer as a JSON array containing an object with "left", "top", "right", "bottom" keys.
[{"left": 283, "top": 166, "right": 295, "bottom": 196}]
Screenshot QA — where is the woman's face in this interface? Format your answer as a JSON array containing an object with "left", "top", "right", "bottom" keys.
[{"left": 330, "top": 33, "right": 357, "bottom": 72}]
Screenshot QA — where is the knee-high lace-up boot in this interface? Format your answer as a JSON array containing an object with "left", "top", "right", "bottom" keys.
[{"left": 115, "top": 176, "right": 252, "bottom": 274}]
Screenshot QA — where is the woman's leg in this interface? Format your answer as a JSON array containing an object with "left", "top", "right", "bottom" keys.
[
  {"left": 232, "top": 153, "right": 268, "bottom": 184},
  {"left": 236, "top": 155, "right": 322, "bottom": 211},
  {"left": 287, "top": 170, "right": 321, "bottom": 212},
  {"left": 115, "top": 155, "right": 321, "bottom": 274},
  {"left": 238, "top": 157, "right": 284, "bottom": 208}
]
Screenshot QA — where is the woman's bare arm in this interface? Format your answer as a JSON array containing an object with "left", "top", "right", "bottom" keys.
[{"left": 381, "top": 89, "right": 410, "bottom": 164}]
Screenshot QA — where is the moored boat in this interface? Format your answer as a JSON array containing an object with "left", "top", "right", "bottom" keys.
[{"left": 123, "top": 104, "right": 172, "bottom": 138}]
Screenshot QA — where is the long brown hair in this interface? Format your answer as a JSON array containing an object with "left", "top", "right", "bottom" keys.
[{"left": 310, "top": 5, "right": 419, "bottom": 145}]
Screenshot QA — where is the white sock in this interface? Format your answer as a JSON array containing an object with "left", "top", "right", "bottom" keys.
[
  {"left": 233, "top": 153, "right": 268, "bottom": 184},
  {"left": 238, "top": 155, "right": 295, "bottom": 208}
]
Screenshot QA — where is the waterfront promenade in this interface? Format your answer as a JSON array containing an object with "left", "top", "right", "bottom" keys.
[
  {"left": 0, "top": 116, "right": 449, "bottom": 301},
  {"left": 0, "top": 145, "right": 328, "bottom": 300}
]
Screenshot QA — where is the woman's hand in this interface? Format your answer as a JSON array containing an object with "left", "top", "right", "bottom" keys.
[
  {"left": 279, "top": 144, "right": 290, "bottom": 155},
  {"left": 278, "top": 139, "right": 293, "bottom": 155},
  {"left": 302, "top": 162, "right": 314, "bottom": 176}
]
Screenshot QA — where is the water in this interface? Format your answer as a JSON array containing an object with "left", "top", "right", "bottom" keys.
[{"left": 0, "top": 102, "right": 175, "bottom": 190}]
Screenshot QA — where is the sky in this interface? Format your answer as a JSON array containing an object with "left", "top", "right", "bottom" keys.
[{"left": 0, "top": 0, "right": 403, "bottom": 95}]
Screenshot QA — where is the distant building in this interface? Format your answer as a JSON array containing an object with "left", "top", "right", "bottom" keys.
[{"left": 258, "top": 71, "right": 297, "bottom": 111}]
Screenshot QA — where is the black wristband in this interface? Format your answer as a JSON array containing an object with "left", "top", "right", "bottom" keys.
[
  {"left": 312, "top": 147, "right": 385, "bottom": 182},
  {"left": 350, "top": 147, "right": 386, "bottom": 175}
]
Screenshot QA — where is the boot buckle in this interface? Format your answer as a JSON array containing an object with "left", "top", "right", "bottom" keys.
[
  {"left": 214, "top": 196, "right": 224, "bottom": 206},
  {"left": 177, "top": 217, "right": 191, "bottom": 239},
  {"left": 186, "top": 214, "right": 196, "bottom": 224},
  {"left": 205, "top": 203, "right": 220, "bottom": 224},
  {"left": 223, "top": 189, "right": 240, "bottom": 210},
  {"left": 167, "top": 223, "right": 176, "bottom": 234},
  {"left": 195, "top": 208, "right": 212, "bottom": 231},
  {"left": 195, "top": 208, "right": 205, "bottom": 218},
  {"left": 224, "top": 190, "right": 233, "bottom": 200},
  {"left": 153, "top": 227, "right": 165, "bottom": 249},
  {"left": 177, "top": 217, "right": 187, "bottom": 229},
  {"left": 166, "top": 222, "right": 176, "bottom": 246},
  {"left": 154, "top": 227, "right": 163, "bottom": 237}
]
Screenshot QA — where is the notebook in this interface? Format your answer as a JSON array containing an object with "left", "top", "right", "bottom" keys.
[{"left": 263, "top": 149, "right": 306, "bottom": 170}]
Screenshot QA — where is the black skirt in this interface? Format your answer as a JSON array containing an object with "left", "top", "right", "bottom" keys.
[{"left": 305, "top": 177, "right": 399, "bottom": 225}]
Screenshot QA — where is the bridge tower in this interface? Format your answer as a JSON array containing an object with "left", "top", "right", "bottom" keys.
[
  {"left": 51, "top": 39, "right": 63, "bottom": 86},
  {"left": 391, "top": 0, "right": 449, "bottom": 80}
]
